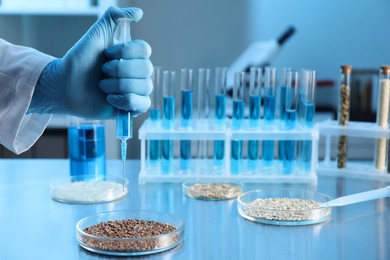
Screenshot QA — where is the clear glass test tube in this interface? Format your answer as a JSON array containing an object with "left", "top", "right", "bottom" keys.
[
  {"left": 248, "top": 67, "right": 262, "bottom": 172},
  {"left": 375, "top": 66, "right": 390, "bottom": 170},
  {"left": 278, "top": 67, "right": 292, "bottom": 161},
  {"left": 262, "top": 67, "right": 277, "bottom": 166},
  {"left": 148, "top": 67, "right": 162, "bottom": 165},
  {"left": 196, "top": 69, "right": 211, "bottom": 172},
  {"left": 283, "top": 70, "right": 299, "bottom": 174},
  {"left": 162, "top": 70, "right": 176, "bottom": 174},
  {"left": 214, "top": 67, "right": 227, "bottom": 166},
  {"left": 231, "top": 72, "right": 245, "bottom": 174},
  {"left": 180, "top": 69, "right": 194, "bottom": 172},
  {"left": 297, "top": 69, "right": 316, "bottom": 173},
  {"left": 336, "top": 65, "right": 352, "bottom": 169}
]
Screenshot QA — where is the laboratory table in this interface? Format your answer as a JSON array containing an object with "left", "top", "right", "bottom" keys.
[{"left": 0, "top": 159, "right": 389, "bottom": 260}]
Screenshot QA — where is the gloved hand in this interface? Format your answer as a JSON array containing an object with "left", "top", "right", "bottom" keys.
[{"left": 28, "top": 6, "right": 153, "bottom": 119}]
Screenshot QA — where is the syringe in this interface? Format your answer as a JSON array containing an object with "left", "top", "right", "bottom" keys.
[{"left": 113, "top": 18, "right": 133, "bottom": 191}]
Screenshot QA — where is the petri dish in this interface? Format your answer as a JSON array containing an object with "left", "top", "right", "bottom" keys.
[
  {"left": 183, "top": 181, "right": 243, "bottom": 200},
  {"left": 50, "top": 176, "right": 128, "bottom": 204},
  {"left": 237, "top": 189, "right": 332, "bottom": 225},
  {"left": 76, "top": 210, "right": 185, "bottom": 256}
]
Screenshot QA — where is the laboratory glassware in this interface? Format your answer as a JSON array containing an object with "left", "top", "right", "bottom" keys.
[
  {"left": 180, "top": 69, "right": 194, "bottom": 171},
  {"left": 283, "top": 70, "right": 299, "bottom": 174},
  {"left": 374, "top": 66, "right": 390, "bottom": 170},
  {"left": 214, "top": 67, "right": 228, "bottom": 167},
  {"left": 68, "top": 117, "right": 106, "bottom": 181},
  {"left": 148, "top": 67, "right": 162, "bottom": 165},
  {"left": 231, "top": 72, "right": 245, "bottom": 174},
  {"left": 248, "top": 67, "right": 262, "bottom": 171},
  {"left": 297, "top": 69, "right": 316, "bottom": 173},
  {"left": 196, "top": 69, "right": 211, "bottom": 170},
  {"left": 278, "top": 67, "right": 292, "bottom": 161},
  {"left": 162, "top": 71, "right": 176, "bottom": 174},
  {"left": 262, "top": 67, "right": 277, "bottom": 166},
  {"left": 336, "top": 65, "right": 352, "bottom": 169}
]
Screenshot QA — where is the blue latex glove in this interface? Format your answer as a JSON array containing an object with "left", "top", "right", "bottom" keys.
[{"left": 29, "top": 7, "right": 153, "bottom": 119}]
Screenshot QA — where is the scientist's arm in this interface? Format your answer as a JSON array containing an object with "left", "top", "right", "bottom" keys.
[
  {"left": 0, "top": 39, "right": 54, "bottom": 154},
  {"left": 1, "top": 7, "right": 152, "bottom": 154}
]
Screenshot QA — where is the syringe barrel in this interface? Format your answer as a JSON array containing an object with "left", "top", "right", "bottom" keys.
[{"left": 116, "top": 109, "right": 132, "bottom": 140}]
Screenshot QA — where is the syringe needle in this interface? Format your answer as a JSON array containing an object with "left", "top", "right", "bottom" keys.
[{"left": 122, "top": 158, "right": 125, "bottom": 192}]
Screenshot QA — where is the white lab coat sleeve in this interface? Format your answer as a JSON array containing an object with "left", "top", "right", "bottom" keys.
[{"left": 0, "top": 39, "right": 55, "bottom": 154}]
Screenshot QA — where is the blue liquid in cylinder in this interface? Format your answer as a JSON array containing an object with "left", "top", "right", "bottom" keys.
[
  {"left": 163, "top": 96, "right": 175, "bottom": 129},
  {"left": 231, "top": 99, "right": 244, "bottom": 174},
  {"left": 162, "top": 96, "right": 175, "bottom": 173},
  {"left": 232, "top": 100, "right": 245, "bottom": 129},
  {"left": 283, "top": 110, "right": 297, "bottom": 174},
  {"left": 301, "top": 102, "right": 315, "bottom": 171},
  {"left": 215, "top": 94, "right": 226, "bottom": 121},
  {"left": 180, "top": 90, "right": 193, "bottom": 170},
  {"left": 248, "top": 95, "right": 261, "bottom": 167},
  {"left": 264, "top": 95, "right": 276, "bottom": 122},
  {"left": 263, "top": 95, "right": 276, "bottom": 164},
  {"left": 214, "top": 94, "right": 226, "bottom": 163},
  {"left": 148, "top": 109, "right": 161, "bottom": 161},
  {"left": 68, "top": 124, "right": 106, "bottom": 181},
  {"left": 278, "top": 86, "right": 287, "bottom": 160}
]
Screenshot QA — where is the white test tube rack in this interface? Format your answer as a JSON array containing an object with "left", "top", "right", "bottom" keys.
[
  {"left": 317, "top": 120, "right": 390, "bottom": 182},
  {"left": 138, "top": 119, "right": 319, "bottom": 184}
]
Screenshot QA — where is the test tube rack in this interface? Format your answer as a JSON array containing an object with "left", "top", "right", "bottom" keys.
[
  {"left": 138, "top": 119, "right": 319, "bottom": 184},
  {"left": 317, "top": 120, "right": 390, "bottom": 181}
]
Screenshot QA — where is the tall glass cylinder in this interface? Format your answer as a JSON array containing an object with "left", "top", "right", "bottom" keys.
[
  {"left": 197, "top": 68, "right": 211, "bottom": 166},
  {"left": 180, "top": 69, "right": 194, "bottom": 172},
  {"left": 162, "top": 71, "right": 176, "bottom": 174},
  {"left": 148, "top": 67, "right": 162, "bottom": 165},
  {"left": 375, "top": 66, "right": 390, "bottom": 170},
  {"left": 278, "top": 67, "right": 292, "bottom": 161},
  {"left": 336, "top": 65, "right": 352, "bottom": 169},
  {"left": 248, "top": 67, "right": 262, "bottom": 171},
  {"left": 214, "top": 67, "right": 227, "bottom": 168},
  {"left": 297, "top": 69, "right": 316, "bottom": 173},
  {"left": 262, "top": 67, "right": 277, "bottom": 166},
  {"left": 231, "top": 72, "right": 245, "bottom": 174},
  {"left": 283, "top": 70, "right": 299, "bottom": 174}
]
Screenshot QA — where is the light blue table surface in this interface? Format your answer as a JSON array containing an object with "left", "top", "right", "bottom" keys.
[{"left": 0, "top": 159, "right": 389, "bottom": 260}]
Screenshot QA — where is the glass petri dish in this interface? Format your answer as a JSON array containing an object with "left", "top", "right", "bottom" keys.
[
  {"left": 237, "top": 189, "right": 332, "bottom": 225},
  {"left": 76, "top": 210, "right": 185, "bottom": 256},
  {"left": 183, "top": 181, "right": 243, "bottom": 200},
  {"left": 50, "top": 176, "right": 128, "bottom": 204}
]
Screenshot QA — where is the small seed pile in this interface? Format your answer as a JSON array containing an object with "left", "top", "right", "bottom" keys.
[
  {"left": 243, "top": 198, "right": 330, "bottom": 222},
  {"left": 185, "top": 183, "right": 242, "bottom": 200},
  {"left": 82, "top": 219, "right": 178, "bottom": 252},
  {"left": 52, "top": 181, "right": 126, "bottom": 203}
]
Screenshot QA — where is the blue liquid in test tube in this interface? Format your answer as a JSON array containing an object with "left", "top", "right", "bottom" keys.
[
  {"left": 180, "top": 69, "right": 194, "bottom": 171},
  {"left": 214, "top": 67, "right": 227, "bottom": 166},
  {"left": 69, "top": 123, "right": 106, "bottom": 181},
  {"left": 278, "top": 69, "right": 289, "bottom": 161},
  {"left": 162, "top": 71, "right": 176, "bottom": 174},
  {"left": 231, "top": 72, "right": 245, "bottom": 174},
  {"left": 149, "top": 109, "right": 161, "bottom": 161},
  {"left": 262, "top": 67, "right": 277, "bottom": 166},
  {"left": 282, "top": 70, "right": 298, "bottom": 174},
  {"left": 297, "top": 69, "right": 316, "bottom": 173},
  {"left": 148, "top": 67, "right": 162, "bottom": 162},
  {"left": 248, "top": 68, "right": 262, "bottom": 171}
]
